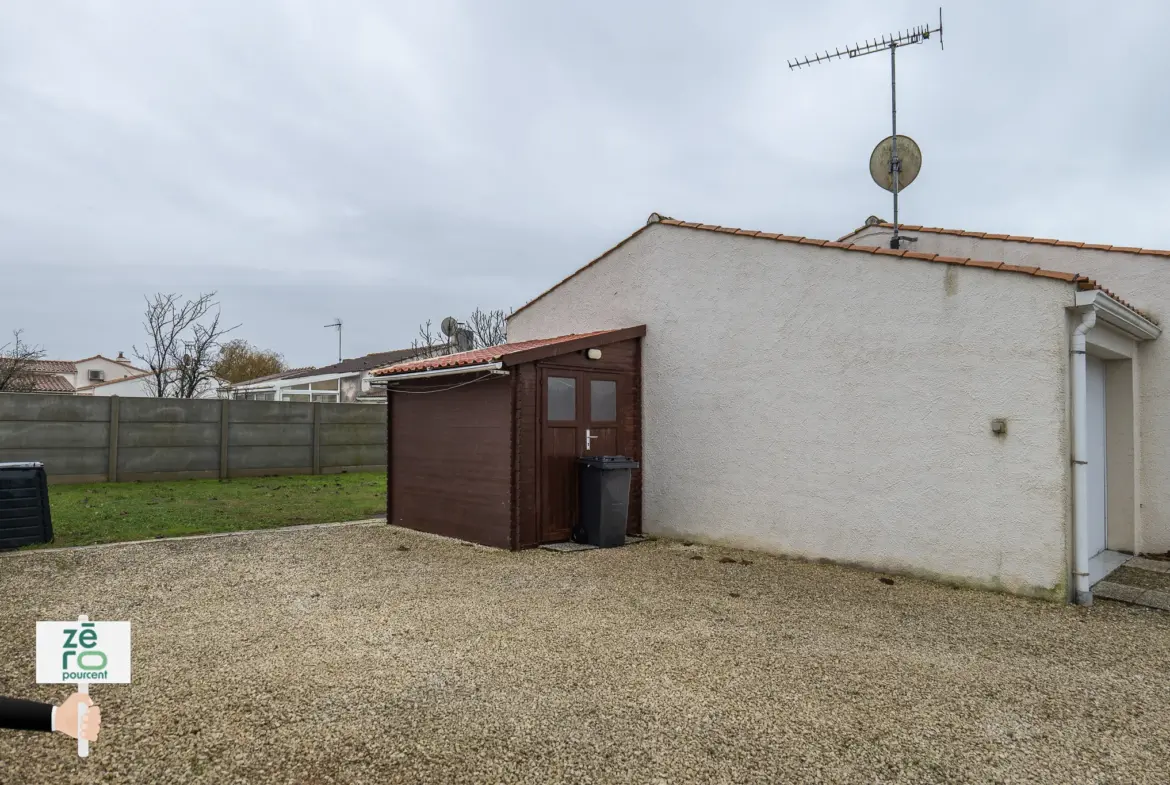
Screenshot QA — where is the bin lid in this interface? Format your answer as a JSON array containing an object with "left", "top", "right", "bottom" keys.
[
  {"left": 0, "top": 462, "right": 44, "bottom": 469},
  {"left": 577, "top": 455, "right": 640, "bottom": 470}
]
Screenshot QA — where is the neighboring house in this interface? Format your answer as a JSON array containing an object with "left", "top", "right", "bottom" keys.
[
  {"left": 226, "top": 348, "right": 421, "bottom": 403},
  {"left": 496, "top": 212, "right": 1164, "bottom": 604},
  {"left": 75, "top": 369, "right": 224, "bottom": 398},
  {"left": 69, "top": 353, "right": 147, "bottom": 389},
  {"left": 4, "top": 353, "right": 146, "bottom": 395}
]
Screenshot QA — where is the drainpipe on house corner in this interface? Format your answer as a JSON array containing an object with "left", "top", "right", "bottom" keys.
[{"left": 1071, "top": 309, "right": 1097, "bottom": 606}]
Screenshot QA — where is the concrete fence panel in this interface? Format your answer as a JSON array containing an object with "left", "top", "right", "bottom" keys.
[{"left": 0, "top": 393, "right": 387, "bottom": 484}]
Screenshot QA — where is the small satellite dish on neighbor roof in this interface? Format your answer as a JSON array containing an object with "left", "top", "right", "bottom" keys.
[
  {"left": 440, "top": 317, "right": 459, "bottom": 337},
  {"left": 869, "top": 135, "right": 922, "bottom": 193}
]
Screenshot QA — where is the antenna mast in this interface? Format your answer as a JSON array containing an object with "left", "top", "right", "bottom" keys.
[
  {"left": 324, "top": 319, "right": 342, "bottom": 363},
  {"left": 788, "top": 8, "right": 943, "bottom": 249}
]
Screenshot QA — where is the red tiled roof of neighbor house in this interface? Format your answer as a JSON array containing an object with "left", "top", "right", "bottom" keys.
[
  {"left": 372, "top": 328, "right": 644, "bottom": 377},
  {"left": 28, "top": 360, "right": 77, "bottom": 374},
  {"left": 838, "top": 220, "right": 1170, "bottom": 256},
  {"left": 14, "top": 374, "right": 76, "bottom": 393},
  {"left": 507, "top": 213, "right": 1156, "bottom": 325}
]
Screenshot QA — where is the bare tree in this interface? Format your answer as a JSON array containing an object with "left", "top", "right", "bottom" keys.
[
  {"left": 467, "top": 308, "right": 508, "bottom": 349},
  {"left": 411, "top": 308, "right": 509, "bottom": 359},
  {"left": 410, "top": 319, "right": 450, "bottom": 360},
  {"left": 133, "top": 293, "right": 238, "bottom": 398},
  {"left": 0, "top": 330, "right": 47, "bottom": 392}
]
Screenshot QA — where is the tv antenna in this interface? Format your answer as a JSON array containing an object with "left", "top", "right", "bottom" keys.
[
  {"left": 788, "top": 8, "right": 943, "bottom": 249},
  {"left": 324, "top": 318, "right": 342, "bottom": 362}
]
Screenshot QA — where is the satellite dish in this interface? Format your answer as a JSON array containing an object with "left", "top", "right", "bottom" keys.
[
  {"left": 869, "top": 135, "right": 922, "bottom": 193},
  {"left": 440, "top": 317, "right": 459, "bottom": 337}
]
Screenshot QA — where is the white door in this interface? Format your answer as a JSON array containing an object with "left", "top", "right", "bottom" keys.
[{"left": 1086, "top": 356, "right": 1108, "bottom": 556}]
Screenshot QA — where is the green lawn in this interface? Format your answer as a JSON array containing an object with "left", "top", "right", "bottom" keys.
[{"left": 40, "top": 472, "right": 387, "bottom": 548}]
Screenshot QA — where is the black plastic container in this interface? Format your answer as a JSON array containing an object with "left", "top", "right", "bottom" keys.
[
  {"left": 0, "top": 462, "right": 53, "bottom": 549},
  {"left": 576, "top": 456, "right": 640, "bottom": 548}
]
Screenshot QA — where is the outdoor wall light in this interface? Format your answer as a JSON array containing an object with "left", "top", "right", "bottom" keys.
[{"left": 586, "top": 348, "right": 603, "bottom": 360}]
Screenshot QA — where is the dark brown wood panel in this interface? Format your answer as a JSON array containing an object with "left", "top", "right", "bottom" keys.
[
  {"left": 513, "top": 363, "right": 539, "bottom": 549},
  {"left": 536, "top": 338, "right": 639, "bottom": 373},
  {"left": 539, "top": 369, "right": 583, "bottom": 543},
  {"left": 388, "top": 375, "right": 512, "bottom": 548},
  {"left": 532, "top": 336, "right": 643, "bottom": 543}
]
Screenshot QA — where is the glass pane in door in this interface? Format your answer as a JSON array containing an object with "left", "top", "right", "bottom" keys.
[
  {"left": 589, "top": 379, "right": 617, "bottom": 421},
  {"left": 547, "top": 377, "right": 576, "bottom": 421}
]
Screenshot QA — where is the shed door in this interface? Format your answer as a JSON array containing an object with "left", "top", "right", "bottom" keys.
[{"left": 538, "top": 370, "right": 628, "bottom": 543}]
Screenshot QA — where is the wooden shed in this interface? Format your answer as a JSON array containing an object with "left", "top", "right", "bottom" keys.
[{"left": 374, "top": 326, "right": 645, "bottom": 549}]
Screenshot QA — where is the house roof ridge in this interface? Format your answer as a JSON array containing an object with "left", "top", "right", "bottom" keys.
[
  {"left": 507, "top": 214, "right": 1156, "bottom": 325},
  {"left": 838, "top": 221, "right": 1170, "bottom": 257},
  {"left": 71, "top": 354, "right": 152, "bottom": 373}
]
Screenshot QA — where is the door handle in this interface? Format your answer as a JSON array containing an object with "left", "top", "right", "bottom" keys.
[{"left": 585, "top": 428, "right": 594, "bottom": 451}]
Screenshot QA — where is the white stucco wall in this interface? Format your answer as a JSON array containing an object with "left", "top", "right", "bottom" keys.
[
  {"left": 80, "top": 373, "right": 221, "bottom": 398},
  {"left": 848, "top": 225, "right": 1170, "bottom": 553},
  {"left": 73, "top": 357, "right": 143, "bottom": 388},
  {"left": 508, "top": 223, "right": 1078, "bottom": 596}
]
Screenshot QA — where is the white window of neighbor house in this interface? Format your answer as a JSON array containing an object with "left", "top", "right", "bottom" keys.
[
  {"left": 312, "top": 393, "right": 338, "bottom": 403},
  {"left": 284, "top": 393, "right": 311, "bottom": 403},
  {"left": 310, "top": 379, "right": 339, "bottom": 391}
]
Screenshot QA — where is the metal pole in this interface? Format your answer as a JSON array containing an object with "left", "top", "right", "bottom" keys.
[
  {"left": 337, "top": 325, "right": 342, "bottom": 363},
  {"left": 890, "top": 43, "right": 900, "bottom": 250}
]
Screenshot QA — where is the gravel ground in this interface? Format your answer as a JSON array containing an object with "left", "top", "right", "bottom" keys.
[{"left": 2, "top": 524, "right": 1169, "bottom": 785}]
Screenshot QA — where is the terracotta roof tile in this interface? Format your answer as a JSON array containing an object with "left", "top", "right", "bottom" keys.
[
  {"left": 1033, "top": 269, "right": 1079, "bottom": 282},
  {"left": 839, "top": 221, "right": 1170, "bottom": 257},
  {"left": 29, "top": 360, "right": 76, "bottom": 374},
  {"left": 3, "top": 373, "right": 76, "bottom": 393},
  {"left": 372, "top": 329, "right": 633, "bottom": 377},
  {"left": 30, "top": 374, "right": 75, "bottom": 393},
  {"left": 508, "top": 214, "right": 1157, "bottom": 326}
]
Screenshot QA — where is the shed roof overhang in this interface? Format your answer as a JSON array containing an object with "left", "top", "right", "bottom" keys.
[
  {"left": 370, "top": 362, "right": 506, "bottom": 384},
  {"left": 1074, "top": 290, "right": 1161, "bottom": 341}
]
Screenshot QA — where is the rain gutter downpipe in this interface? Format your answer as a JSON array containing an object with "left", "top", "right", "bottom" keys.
[{"left": 1071, "top": 308, "right": 1097, "bottom": 606}]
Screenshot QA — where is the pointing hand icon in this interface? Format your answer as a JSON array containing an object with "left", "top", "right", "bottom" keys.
[{"left": 55, "top": 693, "right": 101, "bottom": 742}]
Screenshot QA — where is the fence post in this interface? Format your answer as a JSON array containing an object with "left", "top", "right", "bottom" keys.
[
  {"left": 312, "top": 402, "right": 322, "bottom": 475},
  {"left": 219, "top": 399, "right": 230, "bottom": 480},
  {"left": 107, "top": 396, "right": 120, "bottom": 483}
]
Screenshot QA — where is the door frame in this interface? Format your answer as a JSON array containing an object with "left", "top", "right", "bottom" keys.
[{"left": 535, "top": 362, "right": 639, "bottom": 543}]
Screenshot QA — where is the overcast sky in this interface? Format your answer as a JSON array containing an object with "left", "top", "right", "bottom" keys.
[{"left": 1, "top": 1, "right": 1167, "bottom": 366}]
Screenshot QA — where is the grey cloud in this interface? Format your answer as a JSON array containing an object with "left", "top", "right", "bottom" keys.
[{"left": 1, "top": 1, "right": 1168, "bottom": 365}]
